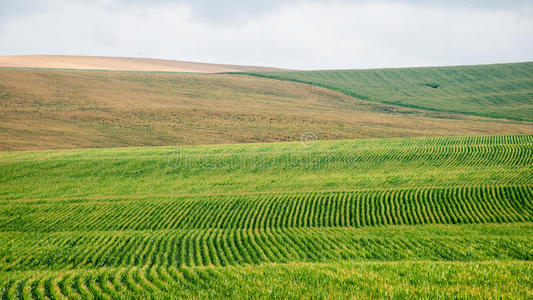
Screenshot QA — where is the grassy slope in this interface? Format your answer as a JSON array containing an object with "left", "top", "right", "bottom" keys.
[
  {"left": 1, "top": 135, "right": 530, "bottom": 199},
  {"left": 243, "top": 62, "right": 533, "bottom": 121},
  {"left": 1, "top": 63, "right": 532, "bottom": 298},
  {"left": 0, "top": 135, "right": 532, "bottom": 298},
  {"left": 1, "top": 68, "right": 532, "bottom": 150}
]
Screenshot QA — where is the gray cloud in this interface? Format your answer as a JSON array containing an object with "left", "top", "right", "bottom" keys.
[
  {"left": 1, "top": 0, "right": 532, "bottom": 69},
  {"left": 103, "top": 0, "right": 533, "bottom": 24}
]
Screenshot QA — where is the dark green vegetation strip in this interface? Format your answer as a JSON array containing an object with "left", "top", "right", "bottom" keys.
[
  {"left": 242, "top": 62, "right": 533, "bottom": 121},
  {"left": 0, "top": 224, "right": 531, "bottom": 271},
  {"left": 0, "top": 186, "right": 531, "bottom": 232}
]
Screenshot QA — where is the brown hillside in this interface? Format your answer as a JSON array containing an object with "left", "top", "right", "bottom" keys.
[{"left": 0, "top": 68, "right": 532, "bottom": 150}]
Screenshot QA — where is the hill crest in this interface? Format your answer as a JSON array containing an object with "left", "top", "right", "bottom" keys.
[{"left": 0, "top": 55, "right": 287, "bottom": 73}]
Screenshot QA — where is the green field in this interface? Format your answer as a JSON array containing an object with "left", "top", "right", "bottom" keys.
[
  {"left": 1, "top": 262, "right": 532, "bottom": 299},
  {"left": 1, "top": 61, "right": 532, "bottom": 299},
  {"left": 243, "top": 62, "right": 533, "bottom": 121},
  {"left": 1, "top": 135, "right": 532, "bottom": 298}
]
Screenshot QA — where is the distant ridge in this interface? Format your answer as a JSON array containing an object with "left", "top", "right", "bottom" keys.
[{"left": 0, "top": 55, "right": 287, "bottom": 73}]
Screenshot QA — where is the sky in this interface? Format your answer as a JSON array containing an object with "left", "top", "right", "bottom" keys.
[{"left": 1, "top": 0, "right": 532, "bottom": 70}]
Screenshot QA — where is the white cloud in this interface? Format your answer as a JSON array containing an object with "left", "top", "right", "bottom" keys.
[{"left": 0, "top": 0, "right": 532, "bottom": 69}]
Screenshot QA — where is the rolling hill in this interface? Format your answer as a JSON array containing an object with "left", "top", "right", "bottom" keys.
[
  {"left": 0, "top": 55, "right": 285, "bottom": 73},
  {"left": 1, "top": 57, "right": 533, "bottom": 298},
  {"left": 1, "top": 66, "right": 532, "bottom": 150},
  {"left": 0, "top": 135, "right": 532, "bottom": 298},
  {"left": 243, "top": 62, "right": 533, "bottom": 121}
]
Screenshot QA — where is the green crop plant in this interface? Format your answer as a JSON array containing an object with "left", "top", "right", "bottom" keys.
[{"left": 0, "top": 135, "right": 531, "bottom": 298}]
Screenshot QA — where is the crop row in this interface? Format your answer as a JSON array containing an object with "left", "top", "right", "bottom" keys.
[
  {"left": 162, "top": 141, "right": 533, "bottom": 171},
  {"left": 1, "top": 135, "right": 531, "bottom": 202},
  {"left": 2, "top": 134, "right": 529, "bottom": 161},
  {"left": 1, "top": 224, "right": 531, "bottom": 271},
  {"left": 2, "top": 135, "right": 532, "bottom": 171},
  {"left": 2, "top": 261, "right": 532, "bottom": 300},
  {"left": 1, "top": 185, "right": 531, "bottom": 232},
  {"left": 326, "top": 134, "right": 533, "bottom": 148},
  {"left": 120, "top": 135, "right": 533, "bottom": 171}
]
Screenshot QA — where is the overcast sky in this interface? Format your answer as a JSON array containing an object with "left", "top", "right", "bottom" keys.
[{"left": 1, "top": 0, "right": 532, "bottom": 69}]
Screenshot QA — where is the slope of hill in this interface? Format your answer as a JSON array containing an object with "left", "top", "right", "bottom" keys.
[
  {"left": 1, "top": 134, "right": 531, "bottom": 199},
  {"left": 243, "top": 62, "right": 533, "bottom": 121},
  {"left": 0, "top": 55, "right": 285, "bottom": 73},
  {"left": 0, "top": 135, "right": 532, "bottom": 298},
  {"left": 1, "top": 60, "right": 532, "bottom": 298},
  {"left": 1, "top": 68, "right": 532, "bottom": 150}
]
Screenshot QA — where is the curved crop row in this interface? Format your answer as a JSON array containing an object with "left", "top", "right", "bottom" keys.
[
  {"left": 160, "top": 137, "right": 533, "bottom": 173},
  {"left": 2, "top": 261, "right": 533, "bottom": 300},
  {"left": 2, "top": 134, "right": 529, "bottom": 163},
  {"left": 1, "top": 185, "right": 531, "bottom": 232},
  {"left": 1, "top": 135, "right": 531, "bottom": 202},
  {"left": 1, "top": 224, "right": 531, "bottom": 271}
]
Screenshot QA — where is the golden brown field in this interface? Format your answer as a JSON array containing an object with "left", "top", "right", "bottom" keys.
[{"left": 1, "top": 68, "right": 531, "bottom": 150}]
